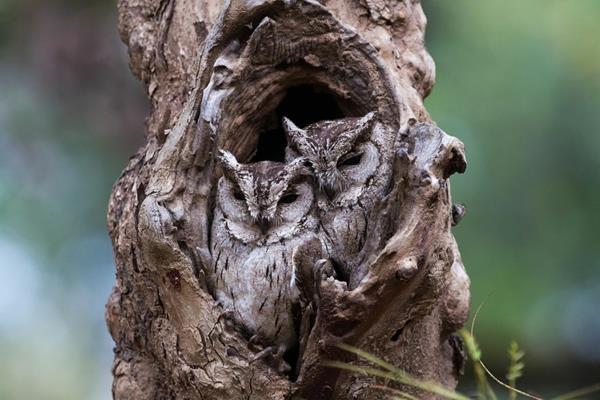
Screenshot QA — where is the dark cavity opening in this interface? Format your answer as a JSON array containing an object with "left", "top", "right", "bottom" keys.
[
  {"left": 252, "top": 85, "right": 349, "bottom": 162},
  {"left": 391, "top": 327, "right": 404, "bottom": 342}
]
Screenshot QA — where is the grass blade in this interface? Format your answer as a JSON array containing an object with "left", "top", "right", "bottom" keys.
[
  {"left": 323, "top": 357, "right": 470, "bottom": 400},
  {"left": 460, "top": 328, "right": 496, "bottom": 400},
  {"left": 479, "top": 359, "right": 541, "bottom": 400},
  {"left": 552, "top": 383, "right": 600, "bottom": 400},
  {"left": 370, "top": 384, "right": 420, "bottom": 400},
  {"left": 335, "top": 342, "right": 408, "bottom": 377}
]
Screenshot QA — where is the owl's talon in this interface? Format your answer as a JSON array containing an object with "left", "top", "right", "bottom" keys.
[
  {"left": 273, "top": 347, "right": 291, "bottom": 374},
  {"left": 250, "top": 346, "right": 291, "bottom": 374},
  {"left": 247, "top": 334, "right": 263, "bottom": 352},
  {"left": 248, "top": 334, "right": 259, "bottom": 345},
  {"left": 218, "top": 310, "right": 234, "bottom": 319},
  {"left": 277, "top": 358, "right": 292, "bottom": 374},
  {"left": 315, "top": 258, "right": 336, "bottom": 280},
  {"left": 250, "top": 346, "right": 274, "bottom": 363},
  {"left": 216, "top": 310, "right": 236, "bottom": 327}
]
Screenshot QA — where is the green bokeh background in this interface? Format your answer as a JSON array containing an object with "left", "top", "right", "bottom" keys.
[{"left": 0, "top": 1, "right": 598, "bottom": 399}]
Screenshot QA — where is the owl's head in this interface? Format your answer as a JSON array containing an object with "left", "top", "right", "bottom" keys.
[
  {"left": 283, "top": 112, "right": 379, "bottom": 200},
  {"left": 216, "top": 150, "right": 314, "bottom": 239}
]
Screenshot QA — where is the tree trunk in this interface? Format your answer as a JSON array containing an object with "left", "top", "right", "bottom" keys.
[{"left": 106, "top": 1, "right": 470, "bottom": 399}]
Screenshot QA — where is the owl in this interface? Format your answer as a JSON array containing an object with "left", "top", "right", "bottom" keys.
[
  {"left": 282, "top": 112, "right": 395, "bottom": 280},
  {"left": 210, "top": 150, "right": 318, "bottom": 366}
]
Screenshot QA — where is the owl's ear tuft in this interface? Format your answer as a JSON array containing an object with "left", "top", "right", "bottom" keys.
[
  {"left": 282, "top": 156, "right": 313, "bottom": 181},
  {"left": 217, "top": 149, "right": 240, "bottom": 180},
  {"left": 283, "top": 117, "right": 310, "bottom": 141},
  {"left": 282, "top": 117, "right": 302, "bottom": 136},
  {"left": 359, "top": 111, "right": 377, "bottom": 128},
  {"left": 355, "top": 111, "right": 377, "bottom": 136},
  {"left": 283, "top": 117, "right": 313, "bottom": 155},
  {"left": 341, "top": 111, "right": 378, "bottom": 145}
]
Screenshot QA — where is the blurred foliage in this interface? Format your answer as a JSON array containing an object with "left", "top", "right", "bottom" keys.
[
  {"left": 423, "top": 0, "right": 600, "bottom": 392},
  {"left": 327, "top": 336, "right": 600, "bottom": 400},
  {"left": 0, "top": 0, "right": 599, "bottom": 399},
  {"left": 324, "top": 334, "right": 600, "bottom": 400},
  {"left": 0, "top": 1, "right": 145, "bottom": 399},
  {"left": 506, "top": 340, "right": 525, "bottom": 399}
]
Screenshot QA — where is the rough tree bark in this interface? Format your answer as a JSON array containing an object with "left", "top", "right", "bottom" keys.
[{"left": 106, "top": 0, "right": 470, "bottom": 399}]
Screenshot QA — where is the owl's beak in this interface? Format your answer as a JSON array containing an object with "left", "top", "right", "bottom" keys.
[
  {"left": 323, "top": 185, "right": 337, "bottom": 201},
  {"left": 258, "top": 216, "right": 271, "bottom": 234}
]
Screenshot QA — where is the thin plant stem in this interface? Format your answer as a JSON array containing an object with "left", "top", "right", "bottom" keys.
[
  {"left": 370, "top": 384, "right": 420, "bottom": 400},
  {"left": 323, "top": 360, "right": 470, "bottom": 400},
  {"left": 552, "top": 383, "right": 600, "bottom": 400}
]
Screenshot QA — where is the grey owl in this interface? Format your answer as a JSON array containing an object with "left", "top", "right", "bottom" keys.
[
  {"left": 210, "top": 150, "right": 317, "bottom": 362},
  {"left": 282, "top": 112, "right": 395, "bottom": 279}
]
